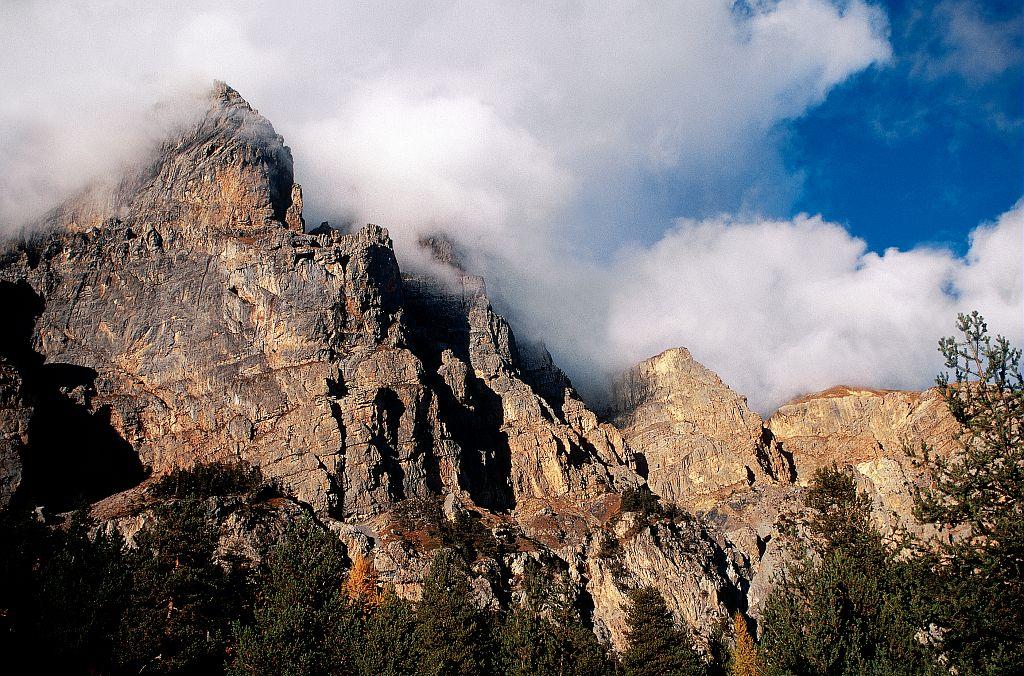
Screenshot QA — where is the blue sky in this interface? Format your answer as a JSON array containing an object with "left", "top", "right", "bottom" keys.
[
  {"left": 556, "top": 0, "right": 1022, "bottom": 261},
  {"left": 786, "top": 0, "right": 1022, "bottom": 253}
]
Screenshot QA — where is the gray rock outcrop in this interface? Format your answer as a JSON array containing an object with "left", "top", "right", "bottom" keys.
[{"left": 0, "top": 357, "right": 30, "bottom": 508}]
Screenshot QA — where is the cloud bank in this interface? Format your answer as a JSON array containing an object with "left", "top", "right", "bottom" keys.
[
  {"left": 602, "top": 202, "right": 1024, "bottom": 411},
  {"left": 1, "top": 1, "right": 1020, "bottom": 412}
]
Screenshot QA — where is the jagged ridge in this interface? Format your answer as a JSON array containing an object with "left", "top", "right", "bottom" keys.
[{"left": 0, "top": 83, "right": 960, "bottom": 648}]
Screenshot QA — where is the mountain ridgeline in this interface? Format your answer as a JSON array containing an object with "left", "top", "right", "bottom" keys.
[{"left": 0, "top": 84, "right": 974, "bottom": 668}]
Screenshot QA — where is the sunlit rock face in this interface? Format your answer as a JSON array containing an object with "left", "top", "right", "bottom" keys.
[
  {"left": 766, "top": 385, "right": 959, "bottom": 534},
  {"left": 606, "top": 359, "right": 961, "bottom": 628},
  {"left": 610, "top": 347, "right": 791, "bottom": 510},
  {"left": 2, "top": 84, "right": 404, "bottom": 514},
  {"left": 0, "top": 83, "right": 637, "bottom": 523}
]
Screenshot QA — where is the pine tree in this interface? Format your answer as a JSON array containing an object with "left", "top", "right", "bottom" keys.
[
  {"left": 497, "top": 563, "right": 614, "bottom": 676},
  {"left": 358, "top": 586, "right": 418, "bottom": 676},
  {"left": 0, "top": 511, "right": 130, "bottom": 672},
  {"left": 498, "top": 561, "right": 559, "bottom": 676},
  {"left": 230, "top": 515, "right": 360, "bottom": 676},
  {"left": 914, "top": 311, "right": 1024, "bottom": 673},
  {"left": 546, "top": 571, "right": 615, "bottom": 676},
  {"left": 727, "top": 612, "right": 761, "bottom": 676},
  {"left": 413, "top": 548, "right": 492, "bottom": 676},
  {"left": 759, "top": 466, "right": 935, "bottom": 675},
  {"left": 621, "top": 586, "right": 704, "bottom": 676},
  {"left": 115, "top": 497, "right": 237, "bottom": 673}
]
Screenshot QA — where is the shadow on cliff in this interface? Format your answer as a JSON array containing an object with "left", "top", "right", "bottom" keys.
[
  {"left": 370, "top": 387, "right": 410, "bottom": 501},
  {"left": 0, "top": 280, "right": 145, "bottom": 512},
  {"left": 401, "top": 276, "right": 515, "bottom": 512},
  {"left": 454, "top": 375, "right": 515, "bottom": 511}
]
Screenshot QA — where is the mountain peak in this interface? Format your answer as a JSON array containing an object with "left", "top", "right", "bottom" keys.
[
  {"left": 611, "top": 347, "right": 789, "bottom": 507},
  {"left": 210, "top": 80, "right": 248, "bottom": 108},
  {"left": 31, "top": 81, "right": 301, "bottom": 237}
]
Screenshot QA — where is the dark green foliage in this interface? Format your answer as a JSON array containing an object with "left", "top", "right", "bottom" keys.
[
  {"left": 0, "top": 512, "right": 130, "bottom": 672},
  {"left": 357, "top": 587, "right": 418, "bottom": 676},
  {"left": 414, "top": 548, "right": 493, "bottom": 676},
  {"left": 499, "top": 595, "right": 559, "bottom": 676},
  {"left": 497, "top": 561, "right": 614, "bottom": 676},
  {"left": 230, "top": 515, "right": 360, "bottom": 676},
  {"left": 1, "top": 499, "right": 241, "bottom": 674},
  {"left": 803, "top": 466, "right": 876, "bottom": 550},
  {"left": 620, "top": 486, "right": 663, "bottom": 517},
  {"left": 444, "top": 507, "right": 501, "bottom": 560},
  {"left": 6, "top": 312, "right": 1020, "bottom": 674},
  {"left": 622, "top": 586, "right": 705, "bottom": 676},
  {"left": 913, "top": 312, "right": 1024, "bottom": 673},
  {"left": 759, "top": 466, "right": 936, "bottom": 676},
  {"left": 0, "top": 501, "right": 617, "bottom": 676},
  {"left": 116, "top": 498, "right": 240, "bottom": 673},
  {"left": 620, "top": 486, "right": 684, "bottom": 525},
  {"left": 151, "top": 461, "right": 266, "bottom": 499},
  {"left": 391, "top": 497, "right": 500, "bottom": 561}
]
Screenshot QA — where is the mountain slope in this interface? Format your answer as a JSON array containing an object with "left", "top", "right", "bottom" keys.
[{"left": 0, "top": 83, "right": 961, "bottom": 648}]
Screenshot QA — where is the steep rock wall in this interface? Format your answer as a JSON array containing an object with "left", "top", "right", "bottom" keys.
[
  {"left": 766, "top": 385, "right": 959, "bottom": 533},
  {"left": 611, "top": 347, "right": 790, "bottom": 509},
  {"left": 0, "top": 83, "right": 638, "bottom": 528}
]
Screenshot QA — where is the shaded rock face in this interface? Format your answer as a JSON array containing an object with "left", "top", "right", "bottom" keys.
[
  {"left": 399, "top": 264, "right": 639, "bottom": 522},
  {"left": 0, "top": 279, "right": 145, "bottom": 510},
  {"left": 700, "top": 483, "right": 805, "bottom": 625},
  {"left": 611, "top": 347, "right": 790, "bottom": 509},
  {"left": 0, "top": 357, "right": 30, "bottom": 508}
]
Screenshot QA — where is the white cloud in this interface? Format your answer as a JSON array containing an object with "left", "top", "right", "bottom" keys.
[
  {"left": 292, "top": 85, "right": 574, "bottom": 256},
  {"left": 5, "top": 1, "right": 1017, "bottom": 414},
  {"left": 599, "top": 202, "right": 1023, "bottom": 412},
  {"left": 913, "top": 1, "right": 1023, "bottom": 84},
  {"left": 0, "top": 0, "right": 891, "bottom": 236}
]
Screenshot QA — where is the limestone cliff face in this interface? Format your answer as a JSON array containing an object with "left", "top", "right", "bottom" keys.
[
  {"left": 583, "top": 511, "right": 743, "bottom": 647},
  {"left": 0, "top": 83, "right": 740, "bottom": 650},
  {"left": 767, "top": 386, "right": 958, "bottom": 478},
  {"left": 766, "top": 386, "right": 959, "bottom": 533},
  {"left": 1, "top": 84, "right": 409, "bottom": 514},
  {"left": 611, "top": 347, "right": 790, "bottom": 509},
  {"left": 0, "top": 83, "right": 965, "bottom": 651},
  {"left": 609, "top": 357, "right": 961, "bottom": 624},
  {"left": 0, "top": 83, "right": 635, "bottom": 526}
]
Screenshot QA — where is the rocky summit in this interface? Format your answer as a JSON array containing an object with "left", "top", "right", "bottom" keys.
[
  {"left": 0, "top": 84, "right": 959, "bottom": 647},
  {"left": 610, "top": 346, "right": 791, "bottom": 510}
]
